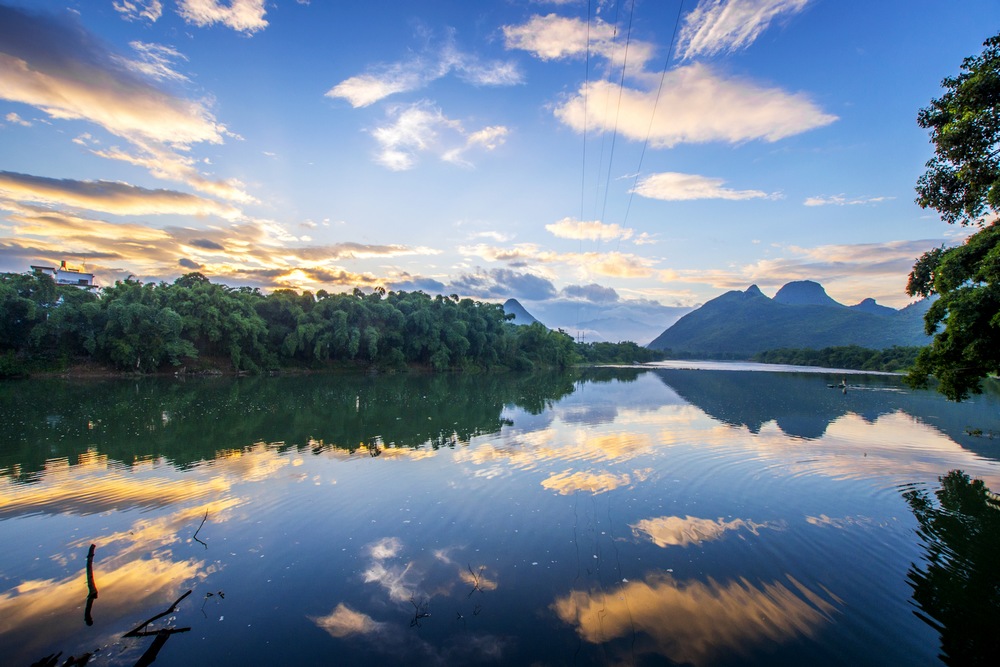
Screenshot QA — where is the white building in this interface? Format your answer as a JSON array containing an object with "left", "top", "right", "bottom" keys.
[{"left": 31, "top": 261, "right": 97, "bottom": 289}]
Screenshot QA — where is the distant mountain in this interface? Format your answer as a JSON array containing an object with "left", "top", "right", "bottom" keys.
[
  {"left": 773, "top": 280, "right": 843, "bottom": 307},
  {"left": 503, "top": 298, "right": 541, "bottom": 326},
  {"left": 518, "top": 300, "right": 692, "bottom": 345},
  {"left": 850, "top": 298, "right": 896, "bottom": 316},
  {"left": 647, "top": 282, "right": 932, "bottom": 355}
]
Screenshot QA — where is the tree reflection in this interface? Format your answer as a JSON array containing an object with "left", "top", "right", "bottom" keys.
[{"left": 903, "top": 470, "right": 1000, "bottom": 665}]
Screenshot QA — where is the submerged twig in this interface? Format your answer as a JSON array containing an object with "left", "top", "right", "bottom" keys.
[
  {"left": 123, "top": 590, "right": 192, "bottom": 638},
  {"left": 84, "top": 544, "right": 98, "bottom": 626},
  {"left": 192, "top": 512, "right": 209, "bottom": 549}
]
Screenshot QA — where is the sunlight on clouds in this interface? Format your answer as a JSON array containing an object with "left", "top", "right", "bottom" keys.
[
  {"left": 177, "top": 0, "right": 268, "bottom": 34},
  {"left": 460, "top": 243, "right": 656, "bottom": 279},
  {"left": 328, "top": 71, "right": 419, "bottom": 108},
  {"left": 555, "top": 65, "right": 836, "bottom": 148},
  {"left": 633, "top": 172, "right": 774, "bottom": 201},
  {"left": 503, "top": 14, "right": 655, "bottom": 73},
  {"left": 313, "top": 603, "right": 386, "bottom": 638},
  {"left": 4, "top": 111, "right": 31, "bottom": 127},
  {"left": 552, "top": 572, "right": 836, "bottom": 666},
  {"left": 546, "top": 218, "right": 633, "bottom": 241},
  {"left": 118, "top": 42, "right": 190, "bottom": 83},
  {"left": 0, "top": 171, "right": 242, "bottom": 219},
  {"left": 678, "top": 0, "right": 812, "bottom": 60}
]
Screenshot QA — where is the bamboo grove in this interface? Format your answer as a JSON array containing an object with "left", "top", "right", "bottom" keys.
[{"left": 0, "top": 271, "right": 662, "bottom": 377}]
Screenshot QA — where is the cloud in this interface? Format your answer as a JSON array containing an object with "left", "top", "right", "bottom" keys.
[
  {"left": 678, "top": 0, "right": 812, "bottom": 60},
  {"left": 176, "top": 0, "right": 268, "bottom": 34},
  {"left": 0, "top": 6, "right": 226, "bottom": 146},
  {"left": 372, "top": 102, "right": 508, "bottom": 170},
  {"left": 660, "top": 237, "right": 963, "bottom": 308},
  {"left": 460, "top": 243, "right": 658, "bottom": 279},
  {"left": 0, "top": 170, "right": 242, "bottom": 219},
  {"left": 0, "top": 5, "right": 249, "bottom": 200},
  {"left": 633, "top": 172, "right": 774, "bottom": 201},
  {"left": 3, "top": 111, "right": 30, "bottom": 127},
  {"left": 118, "top": 41, "right": 189, "bottom": 82},
  {"left": 804, "top": 194, "right": 895, "bottom": 207},
  {"left": 326, "top": 31, "right": 521, "bottom": 108},
  {"left": 561, "top": 283, "right": 619, "bottom": 303},
  {"left": 449, "top": 268, "right": 558, "bottom": 301},
  {"left": 0, "top": 199, "right": 438, "bottom": 292},
  {"left": 555, "top": 64, "right": 836, "bottom": 148},
  {"left": 546, "top": 217, "right": 633, "bottom": 241},
  {"left": 113, "top": 0, "right": 163, "bottom": 23},
  {"left": 503, "top": 14, "right": 655, "bottom": 74}
]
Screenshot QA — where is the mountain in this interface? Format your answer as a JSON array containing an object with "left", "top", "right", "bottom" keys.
[
  {"left": 647, "top": 282, "right": 932, "bottom": 355},
  {"left": 503, "top": 298, "right": 541, "bottom": 326},
  {"left": 518, "top": 300, "right": 692, "bottom": 345},
  {"left": 850, "top": 298, "right": 896, "bottom": 316},
  {"left": 773, "top": 280, "right": 843, "bottom": 307}
]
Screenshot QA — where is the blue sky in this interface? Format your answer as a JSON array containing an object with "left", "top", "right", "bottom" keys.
[{"left": 1, "top": 0, "right": 998, "bottom": 334}]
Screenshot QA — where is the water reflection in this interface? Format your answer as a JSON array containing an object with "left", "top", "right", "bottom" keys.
[
  {"left": 552, "top": 571, "right": 838, "bottom": 666},
  {"left": 631, "top": 515, "right": 776, "bottom": 548},
  {"left": 904, "top": 471, "right": 1000, "bottom": 665},
  {"left": 655, "top": 369, "right": 998, "bottom": 458}
]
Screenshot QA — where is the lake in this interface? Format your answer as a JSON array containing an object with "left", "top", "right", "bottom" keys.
[{"left": 1, "top": 365, "right": 998, "bottom": 666}]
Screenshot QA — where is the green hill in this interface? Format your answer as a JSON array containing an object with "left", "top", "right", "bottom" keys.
[{"left": 647, "top": 283, "right": 932, "bottom": 356}]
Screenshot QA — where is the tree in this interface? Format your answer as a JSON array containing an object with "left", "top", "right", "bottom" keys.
[{"left": 908, "top": 32, "right": 1000, "bottom": 400}]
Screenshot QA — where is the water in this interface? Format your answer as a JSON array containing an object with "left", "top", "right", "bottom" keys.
[{"left": 0, "top": 366, "right": 998, "bottom": 666}]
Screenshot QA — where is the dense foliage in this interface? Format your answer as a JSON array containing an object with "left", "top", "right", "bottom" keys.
[
  {"left": 752, "top": 345, "right": 922, "bottom": 373},
  {"left": 0, "top": 271, "right": 653, "bottom": 377},
  {"left": 909, "top": 32, "right": 1000, "bottom": 400}
]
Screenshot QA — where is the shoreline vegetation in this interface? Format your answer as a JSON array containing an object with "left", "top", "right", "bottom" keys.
[
  {"left": 1, "top": 271, "right": 929, "bottom": 379},
  {"left": 1, "top": 271, "right": 664, "bottom": 379}
]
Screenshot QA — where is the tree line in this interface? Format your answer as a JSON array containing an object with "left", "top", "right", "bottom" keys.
[
  {"left": 752, "top": 346, "right": 922, "bottom": 373},
  {"left": 0, "top": 271, "right": 662, "bottom": 377}
]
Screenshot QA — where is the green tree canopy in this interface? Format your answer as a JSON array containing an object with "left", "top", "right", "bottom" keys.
[{"left": 908, "top": 32, "right": 1000, "bottom": 400}]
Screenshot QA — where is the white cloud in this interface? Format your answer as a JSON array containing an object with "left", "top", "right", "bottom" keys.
[
  {"left": 633, "top": 172, "right": 773, "bottom": 201},
  {"left": 546, "top": 217, "right": 633, "bottom": 241},
  {"left": 4, "top": 111, "right": 31, "bottom": 127},
  {"left": 804, "top": 194, "right": 895, "bottom": 207},
  {"left": 326, "top": 35, "right": 520, "bottom": 108},
  {"left": 555, "top": 63, "right": 836, "bottom": 147},
  {"left": 503, "top": 13, "right": 655, "bottom": 73},
  {"left": 113, "top": 0, "right": 163, "bottom": 23},
  {"left": 176, "top": 0, "right": 268, "bottom": 34},
  {"left": 372, "top": 103, "right": 507, "bottom": 171},
  {"left": 117, "top": 42, "right": 189, "bottom": 82},
  {"left": 677, "top": 0, "right": 812, "bottom": 60}
]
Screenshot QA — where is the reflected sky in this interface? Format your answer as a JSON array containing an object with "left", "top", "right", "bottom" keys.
[
  {"left": 1, "top": 370, "right": 998, "bottom": 665},
  {"left": 552, "top": 571, "right": 839, "bottom": 666}
]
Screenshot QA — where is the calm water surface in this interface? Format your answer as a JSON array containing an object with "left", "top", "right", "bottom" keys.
[{"left": 1, "top": 367, "right": 998, "bottom": 666}]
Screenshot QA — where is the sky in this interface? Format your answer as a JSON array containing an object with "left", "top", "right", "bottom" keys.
[{"left": 1, "top": 0, "right": 998, "bottom": 336}]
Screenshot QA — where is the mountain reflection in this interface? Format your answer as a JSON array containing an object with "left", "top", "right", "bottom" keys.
[
  {"left": 903, "top": 470, "right": 1000, "bottom": 665},
  {"left": 654, "top": 369, "right": 998, "bottom": 458},
  {"left": 552, "top": 571, "right": 837, "bottom": 666}
]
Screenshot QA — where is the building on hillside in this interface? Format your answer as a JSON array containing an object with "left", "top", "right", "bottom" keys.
[{"left": 30, "top": 261, "right": 97, "bottom": 289}]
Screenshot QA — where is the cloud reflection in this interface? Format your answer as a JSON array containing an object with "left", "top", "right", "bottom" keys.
[
  {"left": 631, "top": 515, "right": 773, "bottom": 548},
  {"left": 313, "top": 603, "right": 386, "bottom": 638},
  {"left": 552, "top": 571, "right": 837, "bottom": 666}
]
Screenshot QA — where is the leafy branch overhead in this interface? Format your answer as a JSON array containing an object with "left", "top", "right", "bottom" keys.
[{"left": 908, "top": 32, "right": 1000, "bottom": 400}]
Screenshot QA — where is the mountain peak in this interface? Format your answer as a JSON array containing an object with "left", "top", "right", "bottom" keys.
[
  {"left": 773, "top": 280, "right": 843, "bottom": 307},
  {"left": 850, "top": 297, "right": 896, "bottom": 316},
  {"left": 503, "top": 298, "right": 541, "bottom": 326},
  {"left": 745, "top": 284, "right": 766, "bottom": 299}
]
